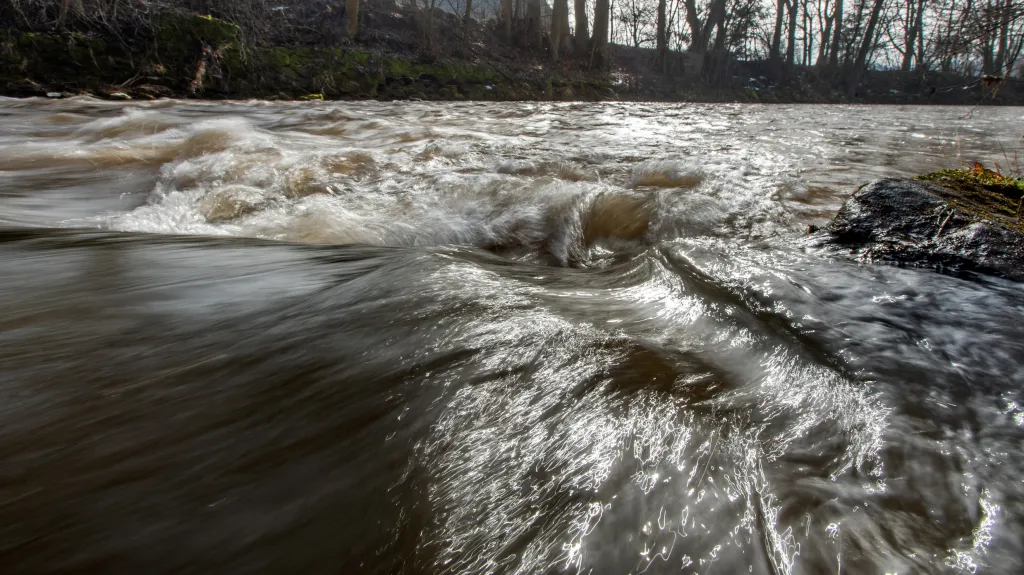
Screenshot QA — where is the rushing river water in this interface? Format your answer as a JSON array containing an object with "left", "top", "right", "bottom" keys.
[{"left": 2, "top": 98, "right": 1024, "bottom": 574}]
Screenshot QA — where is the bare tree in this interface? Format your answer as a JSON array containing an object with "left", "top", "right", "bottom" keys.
[
  {"left": 526, "top": 0, "right": 542, "bottom": 47},
  {"left": 902, "top": 0, "right": 925, "bottom": 70},
  {"left": 551, "top": 0, "right": 569, "bottom": 60},
  {"left": 847, "top": 0, "right": 886, "bottom": 92},
  {"left": 501, "top": 0, "right": 514, "bottom": 40},
  {"left": 786, "top": 0, "right": 798, "bottom": 65},
  {"left": 462, "top": 0, "right": 473, "bottom": 53},
  {"left": 615, "top": 0, "right": 655, "bottom": 47},
  {"left": 656, "top": 0, "right": 667, "bottom": 70},
  {"left": 345, "top": 0, "right": 359, "bottom": 38},
  {"left": 683, "top": 0, "right": 728, "bottom": 53},
  {"left": 770, "top": 0, "right": 786, "bottom": 65},
  {"left": 575, "top": 0, "right": 591, "bottom": 53},
  {"left": 827, "top": 0, "right": 844, "bottom": 68},
  {"left": 591, "top": 0, "right": 611, "bottom": 66},
  {"left": 421, "top": 0, "right": 441, "bottom": 53}
]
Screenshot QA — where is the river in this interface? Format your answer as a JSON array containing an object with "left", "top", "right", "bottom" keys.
[{"left": 1, "top": 98, "right": 1023, "bottom": 574}]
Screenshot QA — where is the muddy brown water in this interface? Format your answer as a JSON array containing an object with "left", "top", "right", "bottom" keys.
[{"left": 2, "top": 98, "right": 1024, "bottom": 574}]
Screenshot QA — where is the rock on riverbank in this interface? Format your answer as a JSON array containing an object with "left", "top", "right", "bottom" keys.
[{"left": 817, "top": 169, "right": 1024, "bottom": 281}]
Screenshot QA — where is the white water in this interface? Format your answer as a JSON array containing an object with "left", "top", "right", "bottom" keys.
[{"left": 1, "top": 98, "right": 1023, "bottom": 574}]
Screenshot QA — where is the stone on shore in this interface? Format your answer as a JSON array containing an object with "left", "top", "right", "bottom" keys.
[{"left": 816, "top": 171, "right": 1024, "bottom": 281}]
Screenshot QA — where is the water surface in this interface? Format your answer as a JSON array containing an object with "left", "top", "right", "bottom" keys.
[{"left": 2, "top": 98, "right": 1023, "bottom": 574}]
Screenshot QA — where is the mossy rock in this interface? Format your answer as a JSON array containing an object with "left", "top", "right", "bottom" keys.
[{"left": 916, "top": 167, "right": 1024, "bottom": 233}]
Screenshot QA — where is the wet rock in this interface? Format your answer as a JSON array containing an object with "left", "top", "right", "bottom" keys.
[
  {"left": 323, "top": 152, "right": 377, "bottom": 178},
  {"left": 818, "top": 177, "right": 1024, "bottom": 281},
  {"left": 198, "top": 186, "right": 265, "bottom": 222},
  {"left": 283, "top": 167, "right": 333, "bottom": 198},
  {"left": 108, "top": 92, "right": 131, "bottom": 100}
]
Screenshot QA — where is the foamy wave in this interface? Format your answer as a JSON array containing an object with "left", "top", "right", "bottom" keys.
[
  {"left": 631, "top": 158, "right": 704, "bottom": 188},
  {"left": 82, "top": 103, "right": 804, "bottom": 259},
  {"left": 74, "top": 109, "right": 181, "bottom": 141}
]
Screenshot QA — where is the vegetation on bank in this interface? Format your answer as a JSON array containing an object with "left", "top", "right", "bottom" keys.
[
  {"left": 916, "top": 165, "right": 1024, "bottom": 233},
  {"left": 1, "top": 9, "right": 627, "bottom": 100},
  {"left": 0, "top": 14, "right": 614, "bottom": 100}
]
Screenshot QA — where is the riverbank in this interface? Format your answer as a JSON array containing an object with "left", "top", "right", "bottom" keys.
[
  {"left": 3, "top": 12, "right": 1023, "bottom": 104},
  {"left": 1, "top": 13, "right": 617, "bottom": 102}
]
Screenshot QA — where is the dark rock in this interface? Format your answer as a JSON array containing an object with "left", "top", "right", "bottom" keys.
[{"left": 817, "top": 178, "right": 1024, "bottom": 281}]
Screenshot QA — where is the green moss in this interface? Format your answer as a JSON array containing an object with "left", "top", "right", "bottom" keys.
[
  {"left": 384, "top": 56, "right": 419, "bottom": 79},
  {"left": 155, "top": 12, "right": 240, "bottom": 62},
  {"left": 266, "top": 46, "right": 298, "bottom": 68},
  {"left": 916, "top": 167, "right": 1024, "bottom": 232},
  {"left": 300, "top": 93, "right": 323, "bottom": 100},
  {"left": 346, "top": 51, "right": 370, "bottom": 66}
]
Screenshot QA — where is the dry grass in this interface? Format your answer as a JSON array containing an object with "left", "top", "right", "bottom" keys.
[{"left": 917, "top": 164, "right": 1024, "bottom": 231}]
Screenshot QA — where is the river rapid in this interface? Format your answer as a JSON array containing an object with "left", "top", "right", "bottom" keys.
[{"left": 1, "top": 98, "right": 1023, "bottom": 574}]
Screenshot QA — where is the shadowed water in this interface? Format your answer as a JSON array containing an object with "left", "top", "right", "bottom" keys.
[{"left": 1, "top": 98, "right": 1023, "bottom": 574}]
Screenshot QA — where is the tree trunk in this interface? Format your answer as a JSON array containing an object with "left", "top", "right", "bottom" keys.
[
  {"left": 462, "top": 0, "right": 473, "bottom": 53},
  {"left": 900, "top": 0, "right": 918, "bottom": 72},
  {"left": 786, "top": 0, "right": 799, "bottom": 66},
  {"left": 656, "top": 0, "right": 667, "bottom": 72},
  {"left": 845, "top": 0, "right": 868, "bottom": 66},
  {"left": 817, "top": 10, "right": 833, "bottom": 66},
  {"left": 701, "top": 0, "right": 726, "bottom": 48},
  {"left": 527, "top": 0, "right": 542, "bottom": 48},
  {"left": 915, "top": 0, "right": 924, "bottom": 71},
  {"left": 704, "top": 10, "right": 728, "bottom": 82},
  {"left": 574, "top": 0, "right": 590, "bottom": 53},
  {"left": 683, "top": 0, "right": 704, "bottom": 52},
  {"left": 981, "top": 0, "right": 996, "bottom": 75},
  {"left": 501, "top": 0, "right": 513, "bottom": 40},
  {"left": 346, "top": 0, "right": 359, "bottom": 38},
  {"left": 770, "top": 0, "right": 786, "bottom": 65},
  {"left": 848, "top": 0, "right": 885, "bottom": 95},
  {"left": 802, "top": 0, "right": 811, "bottom": 66},
  {"left": 940, "top": 0, "right": 956, "bottom": 72},
  {"left": 422, "top": 0, "right": 435, "bottom": 53},
  {"left": 550, "top": 0, "right": 566, "bottom": 61},
  {"left": 995, "top": 0, "right": 1011, "bottom": 74},
  {"left": 561, "top": 1, "right": 572, "bottom": 52},
  {"left": 609, "top": 0, "right": 615, "bottom": 44},
  {"left": 827, "top": 0, "right": 843, "bottom": 69},
  {"left": 591, "top": 0, "right": 610, "bottom": 68}
]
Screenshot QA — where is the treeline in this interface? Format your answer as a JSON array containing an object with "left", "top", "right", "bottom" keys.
[
  {"left": 599, "top": 0, "right": 1024, "bottom": 80},
  {"left": 3, "top": 0, "right": 1023, "bottom": 86},
  {"left": 558, "top": 0, "right": 1024, "bottom": 82}
]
